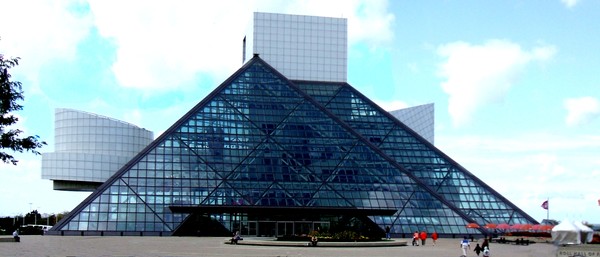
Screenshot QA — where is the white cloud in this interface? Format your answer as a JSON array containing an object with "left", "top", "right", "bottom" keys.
[
  {"left": 561, "top": 0, "right": 579, "bottom": 8},
  {"left": 0, "top": 0, "right": 93, "bottom": 92},
  {"left": 87, "top": 1, "right": 252, "bottom": 91},
  {"left": 437, "top": 132, "right": 600, "bottom": 223},
  {"left": 564, "top": 96, "right": 600, "bottom": 127},
  {"left": 348, "top": 0, "right": 395, "bottom": 47},
  {"left": 2, "top": 1, "right": 394, "bottom": 94},
  {"left": 436, "top": 40, "right": 557, "bottom": 127},
  {"left": 0, "top": 158, "right": 90, "bottom": 216},
  {"left": 83, "top": 0, "right": 394, "bottom": 93},
  {"left": 443, "top": 133, "right": 600, "bottom": 154}
]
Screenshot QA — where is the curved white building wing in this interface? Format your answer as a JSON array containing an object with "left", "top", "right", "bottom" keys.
[{"left": 42, "top": 108, "right": 153, "bottom": 191}]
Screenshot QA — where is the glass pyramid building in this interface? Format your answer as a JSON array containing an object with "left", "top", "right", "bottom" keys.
[{"left": 49, "top": 55, "right": 537, "bottom": 237}]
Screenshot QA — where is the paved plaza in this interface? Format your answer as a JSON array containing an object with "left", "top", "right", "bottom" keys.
[{"left": 0, "top": 235, "right": 558, "bottom": 257}]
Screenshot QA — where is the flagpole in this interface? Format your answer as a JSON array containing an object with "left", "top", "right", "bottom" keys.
[{"left": 546, "top": 198, "right": 549, "bottom": 221}]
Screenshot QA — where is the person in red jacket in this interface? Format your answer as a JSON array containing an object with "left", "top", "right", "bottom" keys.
[
  {"left": 431, "top": 231, "right": 439, "bottom": 246},
  {"left": 420, "top": 231, "right": 427, "bottom": 245}
]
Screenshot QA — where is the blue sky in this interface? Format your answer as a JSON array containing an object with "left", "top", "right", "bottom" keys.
[{"left": 1, "top": 0, "right": 599, "bottom": 224}]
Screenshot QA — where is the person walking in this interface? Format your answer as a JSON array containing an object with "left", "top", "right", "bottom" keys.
[
  {"left": 482, "top": 246, "right": 491, "bottom": 257},
  {"left": 460, "top": 236, "right": 471, "bottom": 257},
  {"left": 385, "top": 226, "right": 391, "bottom": 240},
  {"left": 431, "top": 231, "right": 438, "bottom": 246},
  {"left": 473, "top": 243, "right": 482, "bottom": 256},
  {"left": 419, "top": 230, "right": 427, "bottom": 246},
  {"left": 412, "top": 231, "right": 419, "bottom": 246},
  {"left": 481, "top": 238, "right": 490, "bottom": 250}
]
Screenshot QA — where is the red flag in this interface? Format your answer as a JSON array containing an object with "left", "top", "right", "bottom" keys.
[{"left": 541, "top": 200, "right": 548, "bottom": 210}]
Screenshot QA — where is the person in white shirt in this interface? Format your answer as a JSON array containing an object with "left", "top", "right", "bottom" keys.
[
  {"left": 12, "top": 230, "right": 20, "bottom": 242},
  {"left": 482, "top": 246, "right": 490, "bottom": 257},
  {"left": 460, "top": 236, "right": 471, "bottom": 256}
]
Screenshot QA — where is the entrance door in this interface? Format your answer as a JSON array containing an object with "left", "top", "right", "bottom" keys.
[
  {"left": 277, "top": 222, "right": 294, "bottom": 237},
  {"left": 294, "top": 222, "right": 312, "bottom": 236},
  {"left": 240, "top": 221, "right": 256, "bottom": 236},
  {"left": 258, "top": 221, "right": 276, "bottom": 237},
  {"left": 313, "top": 221, "right": 330, "bottom": 233}
]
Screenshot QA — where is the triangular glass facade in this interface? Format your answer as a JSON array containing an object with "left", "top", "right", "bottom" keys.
[{"left": 51, "top": 56, "right": 536, "bottom": 237}]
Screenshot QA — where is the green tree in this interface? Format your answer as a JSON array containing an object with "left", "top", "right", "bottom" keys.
[{"left": 1, "top": 50, "right": 46, "bottom": 165}]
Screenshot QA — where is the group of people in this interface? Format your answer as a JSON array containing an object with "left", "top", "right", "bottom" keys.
[
  {"left": 411, "top": 230, "right": 438, "bottom": 246},
  {"left": 496, "top": 237, "right": 529, "bottom": 245},
  {"left": 461, "top": 236, "right": 491, "bottom": 257},
  {"left": 514, "top": 238, "right": 529, "bottom": 245}
]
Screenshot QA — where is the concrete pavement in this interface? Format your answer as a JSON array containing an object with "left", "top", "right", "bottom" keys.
[{"left": 0, "top": 235, "right": 559, "bottom": 257}]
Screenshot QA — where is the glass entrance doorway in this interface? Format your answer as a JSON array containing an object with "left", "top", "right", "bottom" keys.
[
  {"left": 240, "top": 221, "right": 256, "bottom": 236},
  {"left": 277, "top": 222, "right": 294, "bottom": 237},
  {"left": 258, "top": 221, "right": 276, "bottom": 237},
  {"left": 294, "top": 222, "right": 312, "bottom": 236},
  {"left": 238, "top": 220, "right": 330, "bottom": 237},
  {"left": 275, "top": 221, "right": 330, "bottom": 237}
]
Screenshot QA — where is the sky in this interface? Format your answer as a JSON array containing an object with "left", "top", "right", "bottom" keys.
[{"left": 1, "top": 0, "right": 599, "bottom": 224}]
